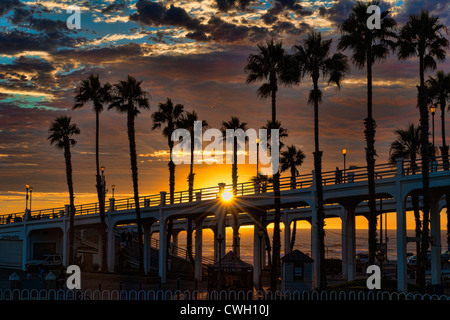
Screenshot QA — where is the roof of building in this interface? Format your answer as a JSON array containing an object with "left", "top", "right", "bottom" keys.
[
  {"left": 210, "top": 250, "right": 253, "bottom": 269},
  {"left": 281, "top": 250, "right": 314, "bottom": 263}
]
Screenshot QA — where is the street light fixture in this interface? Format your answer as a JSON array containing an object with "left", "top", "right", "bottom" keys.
[
  {"left": 29, "top": 186, "right": 33, "bottom": 211},
  {"left": 342, "top": 149, "right": 347, "bottom": 182},
  {"left": 256, "top": 137, "right": 260, "bottom": 176},
  {"left": 25, "top": 184, "right": 29, "bottom": 211},
  {"left": 112, "top": 184, "right": 115, "bottom": 198},
  {"left": 101, "top": 165, "right": 106, "bottom": 202}
]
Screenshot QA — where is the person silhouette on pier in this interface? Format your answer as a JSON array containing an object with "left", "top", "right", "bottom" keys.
[{"left": 335, "top": 167, "right": 342, "bottom": 184}]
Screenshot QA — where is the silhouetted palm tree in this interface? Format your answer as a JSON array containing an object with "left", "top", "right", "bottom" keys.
[
  {"left": 280, "top": 145, "right": 305, "bottom": 251},
  {"left": 245, "top": 39, "right": 296, "bottom": 290},
  {"left": 389, "top": 123, "right": 423, "bottom": 284},
  {"left": 73, "top": 73, "right": 111, "bottom": 272},
  {"left": 221, "top": 116, "right": 248, "bottom": 256},
  {"left": 397, "top": 10, "right": 448, "bottom": 290},
  {"left": 177, "top": 110, "right": 208, "bottom": 264},
  {"left": 426, "top": 71, "right": 450, "bottom": 166},
  {"left": 152, "top": 98, "right": 185, "bottom": 204},
  {"left": 261, "top": 120, "right": 289, "bottom": 151},
  {"left": 338, "top": 0, "right": 397, "bottom": 266},
  {"left": 152, "top": 98, "right": 185, "bottom": 262},
  {"left": 426, "top": 70, "right": 450, "bottom": 252},
  {"left": 48, "top": 116, "right": 80, "bottom": 265},
  {"left": 280, "top": 145, "right": 305, "bottom": 189},
  {"left": 293, "top": 31, "right": 349, "bottom": 289},
  {"left": 109, "top": 75, "right": 150, "bottom": 273},
  {"left": 250, "top": 172, "right": 273, "bottom": 265}
]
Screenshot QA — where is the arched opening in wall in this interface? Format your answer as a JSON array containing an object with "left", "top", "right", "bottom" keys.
[
  {"left": 290, "top": 220, "right": 311, "bottom": 257},
  {"left": 200, "top": 228, "right": 215, "bottom": 262},
  {"left": 173, "top": 230, "right": 187, "bottom": 256},
  {"left": 323, "top": 217, "right": 343, "bottom": 261}
]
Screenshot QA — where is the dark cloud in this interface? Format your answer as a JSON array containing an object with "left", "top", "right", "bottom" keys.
[
  {"left": 261, "top": 0, "right": 312, "bottom": 25},
  {"left": 55, "top": 42, "right": 145, "bottom": 65},
  {"left": 395, "top": 0, "right": 449, "bottom": 24},
  {"left": 131, "top": 0, "right": 270, "bottom": 44},
  {"left": 0, "top": 30, "right": 80, "bottom": 54},
  {"left": 8, "top": 6, "right": 71, "bottom": 33},
  {"left": 101, "top": 0, "right": 128, "bottom": 13},
  {"left": 215, "top": 0, "right": 253, "bottom": 12},
  {"left": 318, "top": 0, "right": 392, "bottom": 26},
  {"left": 130, "top": 0, "right": 202, "bottom": 31},
  {"left": 317, "top": 0, "right": 354, "bottom": 26},
  {"left": 272, "top": 21, "right": 312, "bottom": 36},
  {"left": 0, "top": 0, "right": 22, "bottom": 17}
]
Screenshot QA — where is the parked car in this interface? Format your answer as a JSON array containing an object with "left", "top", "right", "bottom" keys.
[{"left": 25, "top": 254, "right": 63, "bottom": 272}]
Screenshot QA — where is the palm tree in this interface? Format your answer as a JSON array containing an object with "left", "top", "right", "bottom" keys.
[
  {"left": 73, "top": 73, "right": 111, "bottom": 272},
  {"left": 152, "top": 98, "right": 185, "bottom": 204},
  {"left": 426, "top": 70, "right": 450, "bottom": 252},
  {"left": 177, "top": 110, "right": 208, "bottom": 265},
  {"left": 426, "top": 71, "right": 450, "bottom": 166},
  {"left": 48, "top": 116, "right": 80, "bottom": 265},
  {"left": 293, "top": 31, "right": 349, "bottom": 289},
  {"left": 397, "top": 10, "right": 448, "bottom": 290},
  {"left": 250, "top": 172, "right": 273, "bottom": 265},
  {"left": 108, "top": 75, "right": 150, "bottom": 273},
  {"left": 389, "top": 123, "right": 423, "bottom": 284},
  {"left": 261, "top": 120, "right": 289, "bottom": 151},
  {"left": 152, "top": 98, "right": 185, "bottom": 263},
  {"left": 280, "top": 145, "right": 305, "bottom": 251},
  {"left": 221, "top": 116, "right": 248, "bottom": 257},
  {"left": 245, "top": 39, "right": 296, "bottom": 290},
  {"left": 338, "top": 0, "right": 397, "bottom": 266},
  {"left": 280, "top": 145, "right": 305, "bottom": 189}
]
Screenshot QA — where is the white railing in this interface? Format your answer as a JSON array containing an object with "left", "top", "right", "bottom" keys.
[{"left": 0, "top": 288, "right": 449, "bottom": 301}]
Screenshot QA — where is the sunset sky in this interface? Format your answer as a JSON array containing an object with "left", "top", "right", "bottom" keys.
[{"left": 0, "top": 0, "right": 449, "bottom": 228}]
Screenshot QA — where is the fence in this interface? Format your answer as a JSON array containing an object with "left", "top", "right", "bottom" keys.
[
  {"left": 0, "top": 288, "right": 449, "bottom": 301},
  {"left": 2, "top": 155, "right": 448, "bottom": 225}
]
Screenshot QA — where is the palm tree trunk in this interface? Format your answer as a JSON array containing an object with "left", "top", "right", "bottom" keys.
[
  {"left": 312, "top": 78, "right": 326, "bottom": 290},
  {"left": 169, "top": 139, "right": 175, "bottom": 204},
  {"left": 167, "top": 145, "right": 175, "bottom": 264},
  {"left": 290, "top": 166, "right": 296, "bottom": 189},
  {"left": 290, "top": 220, "right": 297, "bottom": 252},
  {"left": 186, "top": 134, "right": 195, "bottom": 265},
  {"left": 411, "top": 194, "right": 422, "bottom": 283},
  {"left": 365, "top": 48, "right": 378, "bottom": 266},
  {"left": 127, "top": 110, "right": 144, "bottom": 273},
  {"left": 64, "top": 141, "right": 75, "bottom": 266},
  {"left": 232, "top": 139, "right": 239, "bottom": 256},
  {"left": 270, "top": 85, "right": 282, "bottom": 292},
  {"left": 418, "top": 53, "right": 431, "bottom": 291},
  {"left": 410, "top": 157, "right": 423, "bottom": 284},
  {"left": 95, "top": 111, "right": 108, "bottom": 272}
]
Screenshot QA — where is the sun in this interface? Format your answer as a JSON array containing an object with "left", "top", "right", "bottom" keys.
[{"left": 221, "top": 190, "right": 233, "bottom": 202}]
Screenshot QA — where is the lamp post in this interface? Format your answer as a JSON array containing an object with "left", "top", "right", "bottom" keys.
[
  {"left": 342, "top": 149, "right": 347, "bottom": 182},
  {"left": 112, "top": 184, "right": 115, "bottom": 198},
  {"left": 256, "top": 137, "right": 260, "bottom": 176},
  {"left": 101, "top": 165, "right": 106, "bottom": 203},
  {"left": 431, "top": 104, "right": 436, "bottom": 159},
  {"left": 25, "top": 184, "right": 29, "bottom": 211},
  {"left": 29, "top": 186, "right": 33, "bottom": 211}
]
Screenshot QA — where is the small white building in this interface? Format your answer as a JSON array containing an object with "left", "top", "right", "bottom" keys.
[{"left": 282, "top": 250, "right": 314, "bottom": 292}]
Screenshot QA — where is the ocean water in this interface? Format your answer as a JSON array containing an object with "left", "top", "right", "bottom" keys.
[{"left": 174, "top": 228, "right": 449, "bottom": 264}]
